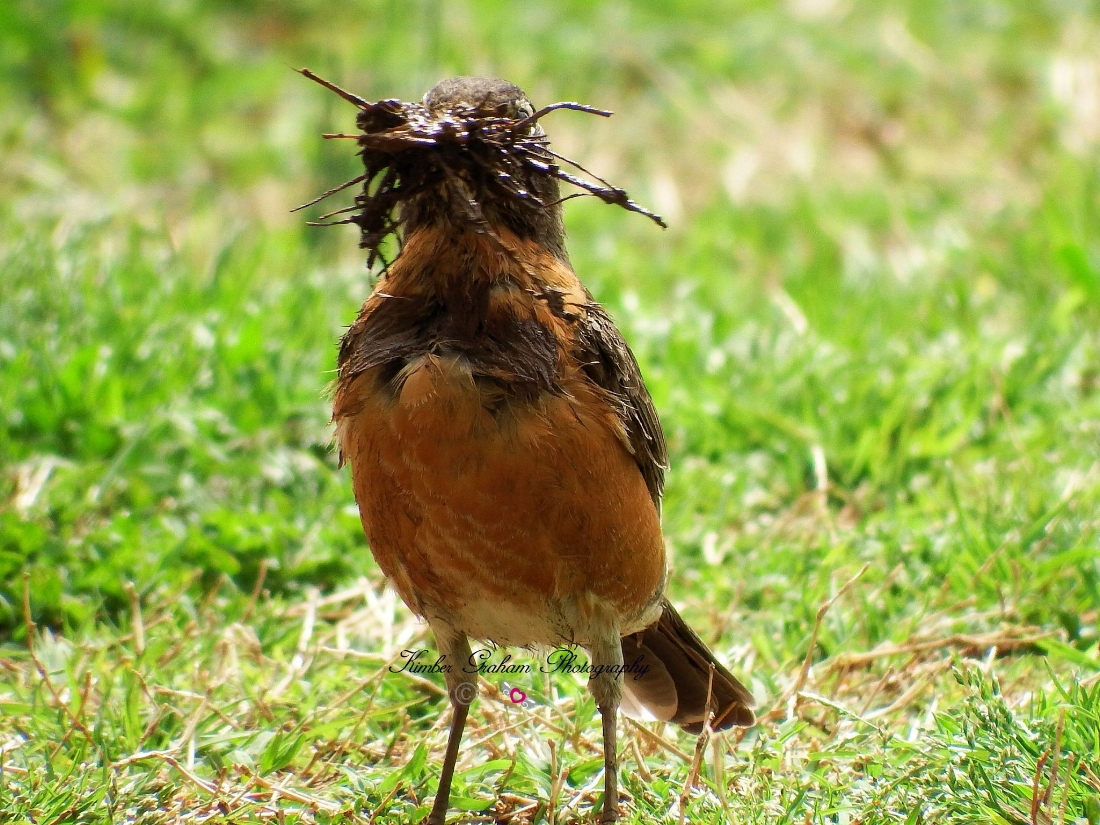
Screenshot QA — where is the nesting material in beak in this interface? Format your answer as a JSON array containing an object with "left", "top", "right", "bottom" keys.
[{"left": 295, "top": 68, "right": 666, "bottom": 270}]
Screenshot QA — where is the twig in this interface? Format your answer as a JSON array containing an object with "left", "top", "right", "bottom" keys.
[
  {"left": 291, "top": 174, "right": 367, "bottom": 213},
  {"left": 624, "top": 718, "right": 692, "bottom": 763},
  {"left": 1031, "top": 749, "right": 1050, "bottom": 825},
  {"left": 297, "top": 68, "right": 368, "bottom": 108},
  {"left": 368, "top": 777, "right": 404, "bottom": 820},
  {"left": 242, "top": 766, "right": 341, "bottom": 812},
  {"left": 1082, "top": 761, "right": 1100, "bottom": 794},
  {"left": 630, "top": 736, "right": 653, "bottom": 782},
  {"left": 830, "top": 629, "right": 1050, "bottom": 670},
  {"left": 677, "top": 666, "right": 716, "bottom": 825},
  {"left": 512, "top": 101, "right": 612, "bottom": 131},
  {"left": 283, "top": 579, "right": 375, "bottom": 617}
]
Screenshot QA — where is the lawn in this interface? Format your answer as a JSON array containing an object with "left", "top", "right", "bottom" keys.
[{"left": 2, "top": 1, "right": 1099, "bottom": 822}]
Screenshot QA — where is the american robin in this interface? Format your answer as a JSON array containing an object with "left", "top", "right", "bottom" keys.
[{"left": 328, "top": 76, "right": 755, "bottom": 824}]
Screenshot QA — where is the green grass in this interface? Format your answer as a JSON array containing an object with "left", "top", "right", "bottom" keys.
[{"left": 2, "top": 0, "right": 1100, "bottom": 822}]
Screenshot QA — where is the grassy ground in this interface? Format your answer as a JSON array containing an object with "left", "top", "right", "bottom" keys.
[{"left": 2, "top": 1, "right": 1100, "bottom": 822}]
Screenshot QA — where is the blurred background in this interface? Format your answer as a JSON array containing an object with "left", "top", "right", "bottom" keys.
[
  {"left": 5, "top": 0, "right": 1100, "bottom": 654},
  {"left": 4, "top": 0, "right": 1100, "bottom": 640},
  {"left": 6, "top": 0, "right": 1099, "bottom": 626},
  {"left": 1, "top": 1, "right": 1100, "bottom": 818}
]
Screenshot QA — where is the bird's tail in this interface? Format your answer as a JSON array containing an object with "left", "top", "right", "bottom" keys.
[{"left": 619, "top": 599, "right": 755, "bottom": 733}]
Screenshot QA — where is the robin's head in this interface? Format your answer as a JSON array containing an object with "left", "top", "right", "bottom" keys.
[
  {"left": 422, "top": 77, "right": 536, "bottom": 123},
  {"left": 399, "top": 76, "right": 568, "bottom": 259},
  {"left": 298, "top": 70, "right": 663, "bottom": 269}
]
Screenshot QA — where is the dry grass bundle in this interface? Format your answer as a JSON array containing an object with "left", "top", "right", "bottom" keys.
[{"left": 295, "top": 68, "right": 665, "bottom": 269}]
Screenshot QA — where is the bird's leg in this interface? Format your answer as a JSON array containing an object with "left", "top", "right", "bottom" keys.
[
  {"left": 427, "top": 629, "right": 475, "bottom": 825},
  {"left": 588, "top": 625, "right": 625, "bottom": 824},
  {"left": 600, "top": 696, "right": 620, "bottom": 824}
]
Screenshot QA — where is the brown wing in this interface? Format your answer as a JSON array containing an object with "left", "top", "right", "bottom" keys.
[
  {"left": 574, "top": 301, "right": 668, "bottom": 508},
  {"left": 621, "top": 599, "right": 756, "bottom": 732},
  {"left": 573, "top": 302, "right": 755, "bottom": 731}
]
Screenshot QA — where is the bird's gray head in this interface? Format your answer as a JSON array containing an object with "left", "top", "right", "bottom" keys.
[
  {"left": 423, "top": 76, "right": 536, "bottom": 122},
  {"left": 401, "top": 76, "right": 566, "bottom": 259}
]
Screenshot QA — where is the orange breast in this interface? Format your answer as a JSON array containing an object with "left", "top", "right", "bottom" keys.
[{"left": 335, "top": 353, "right": 666, "bottom": 647}]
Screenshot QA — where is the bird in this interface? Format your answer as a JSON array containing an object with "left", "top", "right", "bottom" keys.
[{"left": 329, "top": 75, "right": 755, "bottom": 825}]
